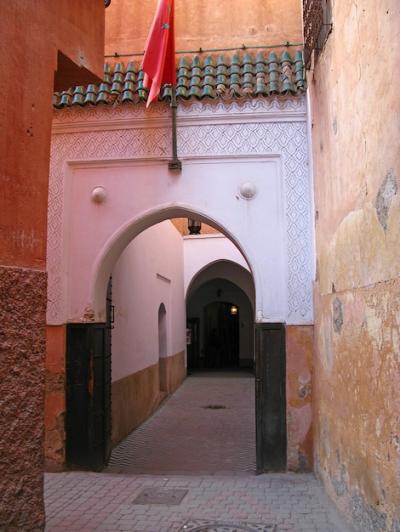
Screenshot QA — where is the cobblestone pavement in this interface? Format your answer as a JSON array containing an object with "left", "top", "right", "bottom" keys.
[
  {"left": 44, "top": 373, "right": 352, "bottom": 531},
  {"left": 106, "top": 372, "right": 256, "bottom": 475},
  {"left": 45, "top": 472, "right": 352, "bottom": 531}
]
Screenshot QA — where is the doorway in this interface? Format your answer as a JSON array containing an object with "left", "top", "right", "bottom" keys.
[
  {"left": 65, "top": 214, "right": 287, "bottom": 474},
  {"left": 203, "top": 301, "right": 239, "bottom": 369}
]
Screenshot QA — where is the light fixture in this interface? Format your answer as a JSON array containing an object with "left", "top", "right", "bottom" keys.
[
  {"left": 187, "top": 218, "right": 202, "bottom": 235},
  {"left": 230, "top": 305, "right": 238, "bottom": 316}
]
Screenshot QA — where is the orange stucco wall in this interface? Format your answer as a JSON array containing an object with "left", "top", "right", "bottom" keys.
[
  {"left": 105, "top": 0, "right": 303, "bottom": 58},
  {"left": 309, "top": 1, "right": 400, "bottom": 529},
  {"left": 0, "top": 2, "right": 104, "bottom": 528},
  {"left": 0, "top": 2, "right": 104, "bottom": 268}
]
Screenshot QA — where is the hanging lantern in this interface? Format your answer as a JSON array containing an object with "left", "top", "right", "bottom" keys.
[
  {"left": 230, "top": 305, "right": 238, "bottom": 316},
  {"left": 187, "top": 219, "right": 202, "bottom": 235}
]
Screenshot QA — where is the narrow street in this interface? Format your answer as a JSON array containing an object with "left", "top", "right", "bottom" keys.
[
  {"left": 107, "top": 372, "right": 256, "bottom": 476},
  {"left": 45, "top": 374, "right": 352, "bottom": 531}
]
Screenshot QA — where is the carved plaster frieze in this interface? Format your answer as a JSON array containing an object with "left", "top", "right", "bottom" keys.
[
  {"left": 48, "top": 97, "right": 313, "bottom": 324},
  {"left": 52, "top": 96, "right": 307, "bottom": 134}
]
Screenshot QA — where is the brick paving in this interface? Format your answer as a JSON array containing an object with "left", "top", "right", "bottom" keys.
[
  {"left": 44, "top": 373, "right": 352, "bottom": 531},
  {"left": 45, "top": 472, "right": 352, "bottom": 531},
  {"left": 106, "top": 372, "right": 256, "bottom": 475}
]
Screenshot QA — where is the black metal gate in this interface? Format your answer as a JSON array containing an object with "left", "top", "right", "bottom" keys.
[
  {"left": 66, "top": 280, "right": 112, "bottom": 470},
  {"left": 255, "top": 322, "right": 287, "bottom": 472}
]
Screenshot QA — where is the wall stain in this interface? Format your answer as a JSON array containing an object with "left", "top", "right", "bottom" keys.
[
  {"left": 332, "top": 297, "right": 343, "bottom": 333},
  {"left": 375, "top": 170, "right": 398, "bottom": 231}
]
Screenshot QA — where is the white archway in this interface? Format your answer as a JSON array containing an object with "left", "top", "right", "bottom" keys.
[{"left": 90, "top": 203, "right": 259, "bottom": 323}]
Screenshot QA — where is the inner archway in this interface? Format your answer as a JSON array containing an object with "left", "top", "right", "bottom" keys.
[{"left": 186, "top": 259, "right": 255, "bottom": 374}]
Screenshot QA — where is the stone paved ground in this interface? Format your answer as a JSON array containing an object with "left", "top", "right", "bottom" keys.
[
  {"left": 45, "top": 472, "right": 352, "bottom": 531},
  {"left": 106, "top": 372, "right": 256, "bottom": 475},
  {"left": 44, "top": 373, "right": 352, "bottom": 531}
]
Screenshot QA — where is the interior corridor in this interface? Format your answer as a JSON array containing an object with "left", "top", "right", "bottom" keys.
[{"left": 106, "top": 371, "right": 256, "bottom": 476}]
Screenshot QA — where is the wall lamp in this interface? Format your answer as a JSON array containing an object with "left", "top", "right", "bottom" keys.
[{"left": 188, "top": 219, "right": 202, "bottom": 235}]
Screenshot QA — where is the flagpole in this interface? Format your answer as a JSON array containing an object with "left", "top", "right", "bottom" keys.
[{"left": 168, "top": 85, "right": 182, "bottom": 172}]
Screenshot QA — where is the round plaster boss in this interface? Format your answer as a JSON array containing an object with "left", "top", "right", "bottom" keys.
[
  {"left": 91, "top": 186, "right": 107, "bottom": 204},
  {"left": 239, "top": 182, "right": 257, "bottom": 200}
]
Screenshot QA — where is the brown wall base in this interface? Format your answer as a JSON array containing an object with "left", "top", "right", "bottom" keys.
[
  {"left": 0, "top": 266, "right": 47, "bottom": 530},
  {"left": 160, "top": 350, "right": 186, "bottom": 395},
  {"left": 112, "top": 351, "right": 186, "bottom": 447}
]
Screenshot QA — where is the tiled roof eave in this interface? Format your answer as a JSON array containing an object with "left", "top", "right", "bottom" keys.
[{"left": 53, "top": 49, "right": 306, "bottom": 110}]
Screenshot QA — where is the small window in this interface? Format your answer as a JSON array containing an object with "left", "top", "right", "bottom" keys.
[{"left": 303, "top": 0, "right": 333, "bottom": 69}]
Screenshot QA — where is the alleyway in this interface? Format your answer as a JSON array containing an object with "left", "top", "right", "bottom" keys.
[
  {"left": 107, "top": 372, "right": 256, "bottom": 475},
  {"left": 44, "top": 374, "right": 352, "bottom": 531}
]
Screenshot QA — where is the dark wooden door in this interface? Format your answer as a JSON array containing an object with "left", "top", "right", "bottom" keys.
[
  {"left": 187, "top": 318, "right": 200, "bottom": 369},
  {"left": 66, "top": 280, "right": 112, "bottom": 470},
  {"left": 103, "top": 278, "right": 113, "bottom": 463},
  {"left": 204, "top": 301, "right": 239, "bottom": 368},
  {"left": 255, "top": 323, "right": 286, "bottom": 473}
]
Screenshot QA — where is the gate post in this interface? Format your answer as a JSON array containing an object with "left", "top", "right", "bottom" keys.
[
  {"left": 66, "top": 323, "right": 111, "bottom": 471},
  {"left": 255, "top": 322, "right": 287, "bottom": 472}
]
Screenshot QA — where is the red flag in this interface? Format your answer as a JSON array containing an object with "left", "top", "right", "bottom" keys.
[{"left": 141, "top": 0, "right": 176, "bottom": 107}]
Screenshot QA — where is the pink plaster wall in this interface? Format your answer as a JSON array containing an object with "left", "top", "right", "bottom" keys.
[{"left": 111, "top": 220, "right": 186, "bottom": 382}]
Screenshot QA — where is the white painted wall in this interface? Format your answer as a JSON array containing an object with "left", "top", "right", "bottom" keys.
[
  {"left": 187, "top": 278, "right": 254, "bottom": 364},
  {"left": 111, "top": 220, "right": 186, "bottom": 382},
  {"left": 183, "top": 234, "right": 250, "bottom": 296},
  {"left": 48, "top": 97, "right": 314, "bottom": 326}
]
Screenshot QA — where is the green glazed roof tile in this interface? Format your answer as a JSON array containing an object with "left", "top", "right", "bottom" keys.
[
  {"left": 177, "top": 66, "right": 190, "bottom": 78},
  {"left": 188, "top": 85, "right": 202, "bottom": 99},
  {"left": 178, "top": 56, "right": 190, "bottom": 69},
  {"left": 216, "top": 54, "right": 228, "bottom": 67},
  {"left": 189, "top": 75, "right": 202, "bottom": 87},
  {"left": 53, "top": 49, "right": 306, "bottom": 108},
  {"left": 176, "top": 86, "right": 188, "bottom": 98},
  {"left": 255, "top": 51, "right": 265, "bottom": 63},
  {"left": 126, "top": 61, "right": 136, "bottom": 73},
  {"left": 161, "top": 85, "right": 172, "bottom": 100},
  {"left": 216, "top": 64, "right": 228, "bottom": 76},
  {"left": 203, "top": 75, "right": 215, "bottom": 87},
  {"left": 280, "top": 51, "right": 293, "bottom": 63},
  {"left": 255, "top": 79, "right": 268, "bottom": 96},
  {"left": 191, "top": 55, "right": 201, "bottom": 68},
  {"left": 202, "top": 85, "right": 215, "bottom": 98}
]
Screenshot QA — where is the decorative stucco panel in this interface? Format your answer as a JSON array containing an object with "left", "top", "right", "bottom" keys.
[{"left": 48, "top": 97, "right": 313, "bottom": 325}]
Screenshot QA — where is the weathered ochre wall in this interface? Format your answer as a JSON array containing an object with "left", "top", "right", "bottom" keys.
[
  {"left": 309, "top": 1, "right": 400, "bottom": 529},
  {"left": 112, "top": 352, "right": 186, "bottom": 446},
  {"left": 0, "top": 2, "right": 104, "bottom": 528},
  {"left": 286, "top": 325, "right": 313, "bottom": 472},
  {"left": 45, "top": 326, "right": 66, "bottom": 472},
  {"left": 105, "top": 0, "right": 303, "bottom": 56}
]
